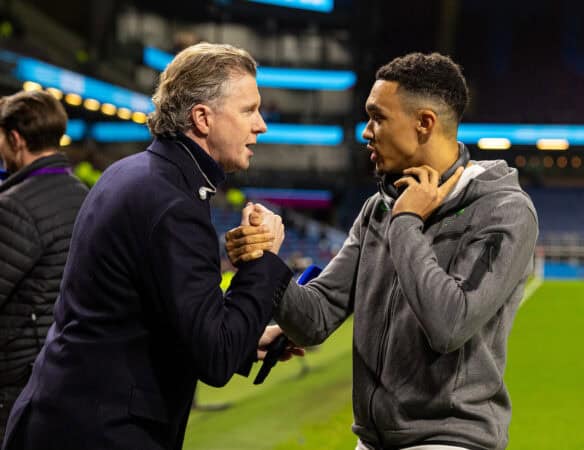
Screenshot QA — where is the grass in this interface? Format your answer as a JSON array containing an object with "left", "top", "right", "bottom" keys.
[
  {"left": 182, "top": 319, "right": 354, "bottom": 450},
  {"left": 506, "top": 280, "right": 584, "bottom": 449},
  {"left": 183, "top": 280, "right": 584, "bottom": 450}
]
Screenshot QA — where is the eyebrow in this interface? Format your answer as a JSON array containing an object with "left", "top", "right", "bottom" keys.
[
  {"left": 365, "top": 103, "right": 384, "bottom": 115},
  {"left": 244, "top": 99, "right": 260, "bottom": 110}
]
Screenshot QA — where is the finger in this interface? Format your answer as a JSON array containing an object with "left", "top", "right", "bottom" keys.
[
  {"left": 225, "top": 241, "right": 273, "bottom": 255},
  {"left": 393, "top": 176, "right": 416, "bottom": 189},
  {"left": 239, "top": 250, "right": 264, "bottom": 262},
  {"left": 403, "top": 167, "right": 429, "bottom": 185},
  {"left": 437, "top": 166, "right": 464, "bottom": 199},
  {"left": 226, "top": 225, "right": 269, "bottom": 241},
  {"left": 279, "top": 347, "right": 306, "bottom": 361},
  {"left": 228, "top": 243, "right": 273, "bottom": 258},
  {"left": 257, "top": 349, "right": 267, "bottom": 361},
  {"left": 258, "top": 325, "right": 282, "bottom": 347},
  {"left": 421, "top": 165, "right": 440, "bottom": 186},
  {"left": 287, "top": 347, "right": 305, "bottom": 357},
  {"left": 225, "top": 233, "right": 274, "bottom": 250},
  {"left": 227, "top": 249, "right": 244, "bottom": 265}
]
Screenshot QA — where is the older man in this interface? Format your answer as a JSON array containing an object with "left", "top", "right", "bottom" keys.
[
  {"left": 2, "top": 43, "right": 295, "bottom": 450},
  {"left": 0, "top": 90, "right": 87, "bottom": 441}
]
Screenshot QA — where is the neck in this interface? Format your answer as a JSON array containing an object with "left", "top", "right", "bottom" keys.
[
  {"left": 420, "top": 136, "right": 460, "bottom": 177},
  {"left": 21, "top": 148, "right": 59, "bottom": 168},
  {"left": 183, "top": 129, "right": 215, "bottom": 160}
]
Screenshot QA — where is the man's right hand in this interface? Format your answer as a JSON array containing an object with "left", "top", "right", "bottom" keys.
[{"left": 225, "top": 203, "right": 285, "bottom": 265}]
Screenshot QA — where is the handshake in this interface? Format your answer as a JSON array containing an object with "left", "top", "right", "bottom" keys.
[
  {"left": 225, "top": 202, "right": 285, "bottom": 265},
  {"left": 225, "top": 203, "right": 304, "bottom": 370}
]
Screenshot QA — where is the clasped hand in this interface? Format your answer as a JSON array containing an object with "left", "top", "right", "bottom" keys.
[{"left": 225, "top": 203, "right": 284, "bottom": 264}]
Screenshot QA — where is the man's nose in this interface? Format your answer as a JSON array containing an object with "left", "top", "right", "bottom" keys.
[
  {"left": 254, "top": 112, "right": 267, "bottom": 134},
  {"left": 362, "top": 120, "right": 373, "bottom": 141}
]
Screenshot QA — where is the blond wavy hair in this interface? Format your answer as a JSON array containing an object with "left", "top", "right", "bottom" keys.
[{"left": 148, "top": 42, "right": 257, "bottom": 136}]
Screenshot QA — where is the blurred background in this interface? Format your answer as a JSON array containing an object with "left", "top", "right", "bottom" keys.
[{"left": 1, "top": 0, "right": 583, "bottom": 448}]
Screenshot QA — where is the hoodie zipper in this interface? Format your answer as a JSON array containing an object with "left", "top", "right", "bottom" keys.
[{"left": 368, "top": 276, "right": 399, "bottom": 433}]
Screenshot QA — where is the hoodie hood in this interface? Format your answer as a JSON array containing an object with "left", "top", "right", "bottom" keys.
[{"left": 435, "top": 159, "right": 533, "bottom": 218}]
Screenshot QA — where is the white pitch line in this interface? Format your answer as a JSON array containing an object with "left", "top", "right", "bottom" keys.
[{"left": 519, "top": 277, "right": 544, "bottom": 308}]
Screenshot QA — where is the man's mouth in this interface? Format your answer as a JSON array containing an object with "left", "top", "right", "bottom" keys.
[
  {"left": 367, "top": 144, "right": 378, "bottom": 162},
  {"left": 245, "top": 143, "right": 256, "bottom": 154}
]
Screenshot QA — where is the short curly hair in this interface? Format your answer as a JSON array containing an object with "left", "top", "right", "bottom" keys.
[{"left": 376, "top": 52, "right": 469, "bottom": 135}]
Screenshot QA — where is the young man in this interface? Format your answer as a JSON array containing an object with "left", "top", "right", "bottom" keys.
[
  {"left": 2, "top": 43, "right": 296, "bottom": 450},
  {"left": 227, "top": 53, "right": 538, "bottom": 450},
  {"left": 0, "top": 90, "right": 88, "bottom": 441}
]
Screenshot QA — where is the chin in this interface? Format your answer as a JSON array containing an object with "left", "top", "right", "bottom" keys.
[{"left": 229, "top": 161, "right": 250, "bottom": 173}]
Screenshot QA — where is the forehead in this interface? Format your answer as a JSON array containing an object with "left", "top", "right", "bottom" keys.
[
  {"left": 366, "top": 80, "right": 402, "bottom": 112},
  {"left": 221, "top": 72, "right": 260, "bottom": 103}
]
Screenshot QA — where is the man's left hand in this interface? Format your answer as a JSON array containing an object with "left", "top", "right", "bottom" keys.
[{"left": 392, "top": 165, "right": 464, "bottom": 221}]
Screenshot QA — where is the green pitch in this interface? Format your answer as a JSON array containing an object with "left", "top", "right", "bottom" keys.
[
  {"left": 183, "top": 280, "right": 584, "bottom": 449},
  {"left": 506, "top": 280, "right": 584, "bottom": 449}
]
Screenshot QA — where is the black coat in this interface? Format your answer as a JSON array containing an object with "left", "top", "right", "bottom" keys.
[
  {"left": 0, "top": 154, "right": 87, "bottom": 438},
  {"left": 2, "top": 135, "right": 292, "bottom": 450}
]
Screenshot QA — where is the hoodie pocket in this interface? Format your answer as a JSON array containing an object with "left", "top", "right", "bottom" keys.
[
  {"left": 461, "top": 233, "right": 503, "bottom": 291},
  {"left": 379, "top": 301, "right": 461, "bottom": 422}
]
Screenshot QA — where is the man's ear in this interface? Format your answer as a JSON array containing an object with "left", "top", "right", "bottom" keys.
[
  {"left": 190, "top": 104, "right": 213, "bottom": 136},
  {"left": 8, "top": 129, "right": 26, "bottom": 151},
  {"left": 415, "top": 109, "right": 437, "bottom": 137}
]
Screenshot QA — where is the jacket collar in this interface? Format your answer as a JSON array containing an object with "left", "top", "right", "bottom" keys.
[
  {"left": 0, "top": 153, "right": 70, "bottom": 192},
  {"left": 147, "top": 133, "right": 226, "bottom": 193},
  {"left": 377, "top": 142, "right": 470, "bottom": 205}
]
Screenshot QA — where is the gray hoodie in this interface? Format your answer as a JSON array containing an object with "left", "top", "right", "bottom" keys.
[{"left": 275, "top": 160, "right": 538, "bottom": 450}]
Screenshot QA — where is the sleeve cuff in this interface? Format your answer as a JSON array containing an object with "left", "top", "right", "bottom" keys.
[
  {"left": 260, "top": 252, "right": 293, "bottom": 304},
  {"left": 390, "top": 211, "right": 423, "bottom": 225},
  {"left": 236, "top": 349, "right": 256, "bottom": 377}
]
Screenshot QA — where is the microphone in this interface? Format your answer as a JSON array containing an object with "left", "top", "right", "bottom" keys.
[{"left": 253, "top": 264, "right": 322, "bottom": 385}]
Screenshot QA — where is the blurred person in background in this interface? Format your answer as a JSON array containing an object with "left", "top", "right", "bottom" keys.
[
  {"left": 2, "top": 43, "right": 300, "bottom": 450},
  {"left": 0, "top": 90, "right": 88, "bottom": 441},
  {"left": 227, "top": 53, "right": 538, "bottom": 450}
]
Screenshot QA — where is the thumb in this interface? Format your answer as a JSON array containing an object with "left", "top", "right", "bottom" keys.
[
  {"left": 241, "top": 202, "right": 254, "bottom": 226},
  {"left": 249, "top": 212, "right": 263, "bottom": 226}
]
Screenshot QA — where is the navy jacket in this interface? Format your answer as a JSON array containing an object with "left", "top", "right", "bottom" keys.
[{"left": 2, "top": 135, "right": 292, "bottom": 450}]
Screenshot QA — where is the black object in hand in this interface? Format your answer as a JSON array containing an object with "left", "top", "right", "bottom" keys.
[
  {"left": 253, "top": 265, "right": 322, "bottom": 385},
  {"left": 253, "top": 334, "right": 289, "bottom": 385}
]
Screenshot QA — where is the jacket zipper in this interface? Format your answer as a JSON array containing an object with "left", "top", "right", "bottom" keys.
[{"left": 368, "top": 276, "right": 399, "bottom": 434}]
